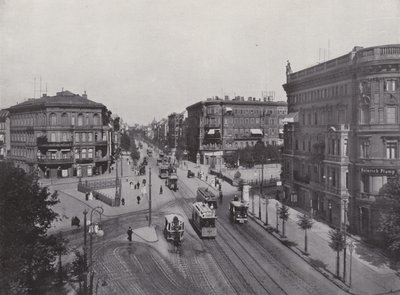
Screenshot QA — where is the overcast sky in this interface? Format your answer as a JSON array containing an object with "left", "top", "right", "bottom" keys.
[{"left": 1, "top": 0, "right": 399, "bottom": 124}]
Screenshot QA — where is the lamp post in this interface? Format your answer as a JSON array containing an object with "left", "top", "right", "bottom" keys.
[
  {"left": 83, "top": 206, "right": 105, "bottom": 295},
  {"left": 342, "top": 198, "right": 348, "bottom": 284},
  {"left": 349, "top": 240, "right": 354, "bottom": 288},
  {"left": 275, "top": 202, "right": 280, "bottom": 232}
]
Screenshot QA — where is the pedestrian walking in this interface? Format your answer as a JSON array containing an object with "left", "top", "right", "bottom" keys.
[
  {"left": 160, "top": 185, "right": 163, "bottom": 195},
  {"left": 127, "top": 226, "right": 133, "bottom": 242},
  {"left": 206, "top": 175, "right": 208, "bottom": 182},
  {"left": 137, "top": 196, "right": 141, "bottom": 204},
  {"left": 85, "top": 192, "right": 89, "bottom": 201},
  {"left": 137, "top": 181, "right": 140, "bottom": 189},
  {"left": 121, "top": 198, "right": 125, "bottom": 206}
]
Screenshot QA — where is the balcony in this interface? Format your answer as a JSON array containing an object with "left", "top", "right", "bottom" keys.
[
  {"left": 37, "top": 157, "right": 74, "bottom": 164},
  {"left": 358, "top": 192, "right": 397, "bottom": 204},
  {"left": 37, "top": 140, "right": 73, "bottom": 148}
]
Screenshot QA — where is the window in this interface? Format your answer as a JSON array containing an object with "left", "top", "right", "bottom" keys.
[
  {"left": 75, "top": 133, "right": 80, "bottom": 142},
  {"left": 344, "top": 138, "right": 348, "bottom": 156},
  {"left": 314, "top": 112, "right": 318, "bottom": 125},
  {"left": 71, "top": 115, "right": 75, "bottom": 126},
  {"left": 51, "top": 152, "right": 57, "bottom": 160},
  {"left": 85, "top": 113, "right": 90, "bottom": 125},
  {"left": 386, "top": 141, "right": 397, "bottom": 159},
  {"left": 93, "top": 114, "right": 99, "bottom": 125},
  {"left": 61, "top": 113, "right": 68, "bottom": 126},
  {"left": 62, "top": 133, "right": 67, "bottom": 142},
  {"left": 81, "top": 149, "right": 87, "bottom": 159},
  {"left": 385, "top": 80, "right": 398, "bottom": 92},
  {"left": 386, "top": 107, "right": 396, "bottom": 124},
  {"left": 82, "top": 133, "right": 86, "bottom": 142},
  {"left": 77, "top": 114, "right": 84, "bottom": 126},
  {"left": 74, "top": 149, "right": 79, "bottom": 159},
  {"left": 50, "top": 113, "right": 57, "bottom": 126},
  {"left": 88, "top": 148, "right": 93, "bottom": 158},
  {"left": 88, "top": 133, "right": 93, "bottom": 142},
  {"left": 361, "top": 140, "right": 370, "bottom": 158},
  {"left": 50, "top": 133, "right": 56, "bottom": 142}
]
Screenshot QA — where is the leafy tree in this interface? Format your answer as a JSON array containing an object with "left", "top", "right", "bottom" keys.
[
  {"left": 279, "top": 205, "right": 290, "bottom": 238},
  {"left": 297, "top": 214, "right": 314, "bottom": 254},
  {"left": 328, "top": 228, "right": 346, "bottom": 278},
  {"left": 71, "top": 250, "right": 88, "bottom": 294},
  {"left": 120, "top": 131, "right": 131, "bottom": 151},
  {"left": 378, "top": 176, "right": 400, "bottom": 258},
  {"left": 0, "top": 162, "right": 65, "bottom": 294}
]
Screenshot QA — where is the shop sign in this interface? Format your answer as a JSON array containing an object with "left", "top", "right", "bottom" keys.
[{"left": 360, "top": 167, "right": 397, "bottom": 176}]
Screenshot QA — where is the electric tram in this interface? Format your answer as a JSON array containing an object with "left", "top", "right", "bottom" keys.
[
  {"left": 191, "top": 202, "right": 217, "bottom": 238},
  {"left": 163, "top": 214, "right": 185, "bottom": 242},
  {"left": 229, "top": 200, "right": 249, "bottom": 223},
  {"left": 196, "top": 187, "right": 218, "bottom": 209},
  {"left": 158, "top": 164, "right": 169, "bottom": 179}
]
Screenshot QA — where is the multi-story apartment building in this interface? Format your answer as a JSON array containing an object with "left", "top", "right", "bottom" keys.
[
  {"left": 8, "top": 90, "right": 112, "bottom": 178},
  {"left": 0, "top": 109, "right": 10, "bottom": 160},
  {"left": 153, "top": 118, "right": 168, "bottom": 149},
  {"left": 167, "top": 112, "right": 184, "bottom": 150},
  {"left": 282, "top": 45, "right": 400, "bottom": 240},
  {"left": 186, "top": 96, "right": 287, "bottom": 166}
]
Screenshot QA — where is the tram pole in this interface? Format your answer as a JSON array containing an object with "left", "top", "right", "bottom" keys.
[{"left": 149, "top": 167, "right": 152, "bottom": 226}]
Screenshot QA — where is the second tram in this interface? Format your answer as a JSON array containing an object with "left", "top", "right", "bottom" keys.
[
  {"left": 191, "top": 202, "right": 217, "bottom": 238},
  {"left": 163, "top": 214, "right": 185, "bottom": 242},
  {"left": 158, "top": 164, "right": 169, "bottom": 179},
  {"left": 229, "top": 200, "right": 249, "bottom": 223},
  {"left": 196, "top": 187, "right": 218, "bottom": 209}
]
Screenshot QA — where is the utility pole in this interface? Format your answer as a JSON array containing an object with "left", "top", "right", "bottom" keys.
[
  {"left": 343, "top": 198, "right": 348, "bottom": 283},
  {"left": 83, "top": 210, "right": 88, "bottom": 295},
  {"left": 149, "top": 167, "right": 152, "bottom": 226},
  {"left": 259, "top": 161, "right": 263, "bottom": 219}
]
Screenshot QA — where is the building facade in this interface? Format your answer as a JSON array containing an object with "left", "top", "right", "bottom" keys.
[
  {"left": 167, "top": 112, "right": 184, "bottom": 150},
  {"left": 186, "top": 96, "right": 287, "bottom": 166},
  {"left": 282, "top": 45, "right": 400, "bottom": 240},
  {"left": 8, "top": 90, "right": 112, "bottom": 178},
  {"left": 0, "top": 110, "right": 10, "bottom": 160}
]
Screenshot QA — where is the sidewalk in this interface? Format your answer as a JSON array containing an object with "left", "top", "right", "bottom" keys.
[{"left": 248, "top": 194, "right": 400, "bottom": 295}]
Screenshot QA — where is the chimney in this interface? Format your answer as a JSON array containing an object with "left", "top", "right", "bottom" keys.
[
  {"left": 82, "top": 91, "right": 87, "bottom": 99},
  {"left": 42, "top": 93, "right": 47, "bottom": 97}
]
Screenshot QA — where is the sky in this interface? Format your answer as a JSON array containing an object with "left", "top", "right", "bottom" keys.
[{"left": 0, "top": 0, "right": 399, "bottom": 125}]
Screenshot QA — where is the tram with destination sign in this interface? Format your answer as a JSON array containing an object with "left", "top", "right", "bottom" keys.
[
  {"left": 229, "top": 200, "right": 249, "bottom": 223},
  {"left": 191, "top": 202, "right": 217, "bottom": 239},
  {"left": 196, "top": 187, "right": 218, "bottom": 210}
]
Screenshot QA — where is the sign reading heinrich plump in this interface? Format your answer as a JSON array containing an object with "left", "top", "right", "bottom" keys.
[{"left": 361, "top": 167, "right": 397, "bottom": 176}]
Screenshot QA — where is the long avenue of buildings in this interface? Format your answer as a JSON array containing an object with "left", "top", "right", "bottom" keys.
[{"left": 1, "top": 43, "right": 400, "bottom": 243}]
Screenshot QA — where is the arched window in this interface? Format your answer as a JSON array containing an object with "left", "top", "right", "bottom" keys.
[
  {"left": 50, "top": 113, "right": 57, "bottom": 126},
  {"left": 61, "top": 113, "right": 68, "bottom": 126},
  {"left": 85, "top": 113, "right": 90, "bottom": 125},
  {"left": 93, "top": 114, "right": 99, "bottom": 125},
  {"left": 77, "top": 114, "right": 83, "bottom": 126}
]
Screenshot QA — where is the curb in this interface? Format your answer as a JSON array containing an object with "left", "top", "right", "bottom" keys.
[
  {"left": 247, "top": 212, "right": 354, "bottom": 294},
  {"left": 132, "top": 226, "right": 159, "bottom": 243}
]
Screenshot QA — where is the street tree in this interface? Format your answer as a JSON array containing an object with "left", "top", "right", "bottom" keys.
[
  {"left": 120, "top": 131, "right": 131, "bottom": 151},
  {"left": 328, "top": 228, "right": 346, "bottom": 278},
  {"left": 297, "top": 214, "right": 314, "bottom": 254},
  {"left": 279, "top": 205, "right": 290, "bottom": 238},
  {"left": 379, "top": 176, "right": 400, "bottom": 258},
  {"left": 0, "top": 161, "right": 66, "bottom": 294},
  {"left": 71, "top": 250, "right": 88, "bottom": 294}
]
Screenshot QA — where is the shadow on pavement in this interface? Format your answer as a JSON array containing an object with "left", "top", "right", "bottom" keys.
[
  {"left": 309, "top": 257, "right": 328, "bottom": 271},
  {"left": 354, "top": 240, "right": 398, "bottom": 270}
]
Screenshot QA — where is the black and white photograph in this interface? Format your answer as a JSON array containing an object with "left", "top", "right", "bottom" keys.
[{"left": 1, "top": 1, "right": 400, "bottom": 294}]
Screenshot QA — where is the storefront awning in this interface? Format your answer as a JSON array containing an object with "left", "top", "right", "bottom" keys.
[
  {"left": 283, "top": 112, "right": 298, "bottom": 124},
  {"left": 250, "top": 129, "right": 263, "bottom": 135}
]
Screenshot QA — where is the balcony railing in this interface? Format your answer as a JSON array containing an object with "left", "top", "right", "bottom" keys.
[
  {"left": 37, "top": 140, "right": 73, "bottom": 147},
  {"left": 95, "top": 140, "right": 108, "bottom": 145},
  {"left": 37, "top": 157, "right": 74, "bottom": 164}
]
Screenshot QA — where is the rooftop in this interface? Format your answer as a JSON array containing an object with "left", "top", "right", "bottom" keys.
[{"left": 8, "top": 90, "right": 105, "bottom": 112}]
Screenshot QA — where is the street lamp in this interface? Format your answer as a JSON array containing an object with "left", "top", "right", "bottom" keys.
[
  {"left": 349, "top": 240, "right": 354, "bottom": 288},
  {"left": 83, "top": 206, "right": 105, "bottom": 295},
  {"left": 342, "top": 197, "right": 349, "bottom": 284},
  {"left": 275, "top": 202, "right": 280, "bottom": 232}
]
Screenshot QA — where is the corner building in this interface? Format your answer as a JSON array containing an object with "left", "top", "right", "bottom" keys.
[
  {"left": 186, "top": 96, "right": 287, "bottom": 166},
  {"left": 8, "top": 90, "right": 112, "bottom": 178},
  {"left": 282, "top": 45, "right": 400, "bottom": 240}
]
